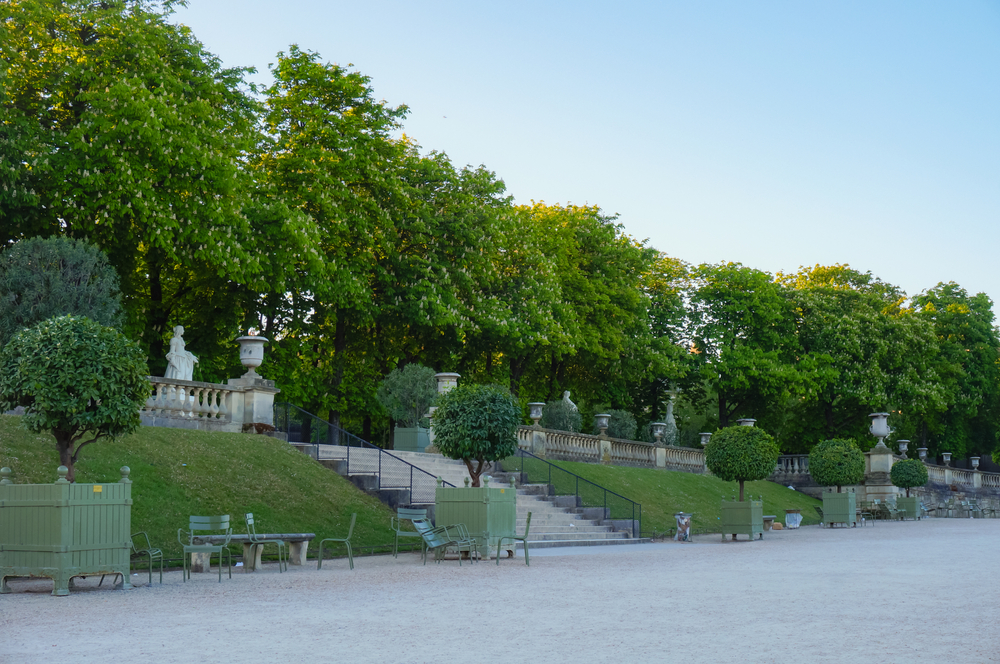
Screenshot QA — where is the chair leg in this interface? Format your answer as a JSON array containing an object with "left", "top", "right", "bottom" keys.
[
  {"left": 523, "top": 539, "right": 529, "bottom": 566},
  {"left": 346, "top": 542, "right": 353, "bottom": 570},
  {"left": 158, "top": 556, "right": 163, "bottom": 584},
  {"left": 317, "top": 542, "right": 325, "bottom": 570}
]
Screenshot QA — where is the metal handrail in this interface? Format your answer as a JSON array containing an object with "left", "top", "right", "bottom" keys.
[
  {"left": 499, "top": 449, "right": 642, "bottom": 538},
  {"left": 273, "top": 403, "right": 454, "bottom": 503}
]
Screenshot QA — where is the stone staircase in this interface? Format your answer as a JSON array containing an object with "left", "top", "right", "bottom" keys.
[{"left": 383, "top": 450, "right": 644, "bottom": 549}]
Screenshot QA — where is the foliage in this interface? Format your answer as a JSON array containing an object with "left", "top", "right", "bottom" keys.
[
  {"left": 890, "top": 459, "right": 929, "bottom": 497},
  {"left": 432, "top": 384, "right": 520, "bottom": 486},
  {"left": 0, "top": 236, "right": 122, "bottom": 347},
  {"left": 596, "top": 409, "right": 638, "bottom": 441},
  {"left": 808, "top": 438, "right": 865, "bottom": 491},
  {"left": 704, "top": 426, "right": 781, "bottom": 501},
  {"left": 0, "top": 416, "right": 400, "bottom": 559},
  {"left": 375, "top": 364, "right": 437, "bottom": 428},
  {"left": 0, "top": 315, "right": 149, "bottom": 481},
  {"left": 540, "top": 398, "right": 582, "bottom": 432}
]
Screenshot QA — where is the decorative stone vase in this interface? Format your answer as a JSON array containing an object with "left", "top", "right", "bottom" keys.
[
  {"left": 736, "top": 418, "right": 756, "bottom": 427},
  {"left": 435, "top": 483, "right": 517, "bottom": 559},
  {"left": 528, "top": 402, "right": 545, "bottom": 426},
  {"left": 896, "top": 496, "right": 920, "bottom": 521},
  {"left": 720, "top": 498, "right": 764, "bottom": 541},
  {"left": 434, "top": 373, "right": 460, "bottom": 394},
  {"left": 594, "top": 414, "right": 610, "bottom": 435},
  {"left": 822, "top": 490, "right": 857, "bottom": 527},
  {"left": 236, "top": 335, "right": 269, "bottom": 375},
  {"left": 700, "top": 432, "right": 712, "bottom": 447},
  {"left": 393, "top": 427, "right": 430, "bottom": 453}
]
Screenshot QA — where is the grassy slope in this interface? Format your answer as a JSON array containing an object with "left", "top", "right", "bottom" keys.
[
  {"left": 547, "top": 459, "right": 822, "bottom": 535},
  {"left": 0, "top": 415, "right": 399, "bottom": 560}
]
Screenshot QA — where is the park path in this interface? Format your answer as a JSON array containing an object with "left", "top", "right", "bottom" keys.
[{"left": 1, "top": 519, "right": 998, "bottom": 663}]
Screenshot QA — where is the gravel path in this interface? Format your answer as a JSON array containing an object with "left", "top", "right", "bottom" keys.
[{"left": 2, "top": 519, "right": 998, "bottom": 663}]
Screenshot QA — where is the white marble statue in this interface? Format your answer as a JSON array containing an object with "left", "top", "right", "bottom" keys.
[
  {"left": 165, "top": 325, "right": 198, "bottom": 381},
  {"left": 562, "top": 390, "right": 578, "bottom": 412}
]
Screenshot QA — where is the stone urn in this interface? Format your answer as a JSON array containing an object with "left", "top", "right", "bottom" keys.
[{"left": 236, "top": 335, "right": 269, "bottom": 375}]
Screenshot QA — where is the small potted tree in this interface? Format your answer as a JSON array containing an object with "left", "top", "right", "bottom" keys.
[
  {"left": 808, "top": 438, "right": 865, "bottom": 527},
  {"left": 376, "top": 364, "right": 438, "bottom": 452},
  {"left": 704, "top": 426, "right": 780, "bottom": 541},
  {"left": 432, "top": 383, "right": 521, "bottom": 558},
  {"left": 890, "top": 459, "right": 929, "bottom": 520}
]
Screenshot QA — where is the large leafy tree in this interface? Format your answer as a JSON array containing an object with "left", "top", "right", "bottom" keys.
[
  {"left": 808, "top": 438, "right": 865, "bottom": 492},
  {"left": 0, "top": 315, "right": 149, "bottom": 482},
  {"left": 704, "top": 425, "right": 780, "bottom": 501},
  {"left": 1, "top": 0, "right": 262, "bottom": 372},
  {"left": 909, "top": 282, "right": 1000, "bottom": 458},
  {"left": 432, "top": 383, "right": 520, "bottom": 487},
  {"left": 687, "top": 263, "right": 798, "bottom": 429}
]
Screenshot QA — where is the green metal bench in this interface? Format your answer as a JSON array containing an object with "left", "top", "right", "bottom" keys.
[
  {"left": 245, "top": 513, "right": 287, "bottom": 573},
  {"left": 496, "top": 512, "right": 531, "bottom": 566},
  {"left": 179, "top": 515, "right": 233, "bottom": 582},
  {"left": 391, "top": 507, "right": 428, "bottom": 558},
  {"left": 317, "top": 513, "right": 356, "bottom": 571}
]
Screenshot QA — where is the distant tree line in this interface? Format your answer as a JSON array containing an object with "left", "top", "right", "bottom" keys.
[{"left": 3, "top": 0, "right": 998, "bottom": 460}]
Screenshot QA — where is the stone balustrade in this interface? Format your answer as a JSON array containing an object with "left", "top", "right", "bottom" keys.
[
  {"left": 140, "top": 374, "right": 279, "bottom": 433},
  {"left": 774, "top": 454, "right": 810, "bottom": 475},
  {"left": 516, "top": 425, "right": 706, "bottom": 473}
]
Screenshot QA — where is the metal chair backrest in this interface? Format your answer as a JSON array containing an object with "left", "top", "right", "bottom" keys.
[
  {"left": 190, "top": 515, "right": 230, "bottom": 533},
  {"left": 245, "top": 513, "right": 263, "bottom": 542},
  {"left": 343, "top": 513, "right": 357, "bottom": 540},
  {"left": 522, "top": 512, "right": 532, "bottom": 538},
  {"left": 412, "top": 519, "right": 450, "bottom": 548},
  {"left": 397, "top": 507, "right": 428, "bottom": 522}
]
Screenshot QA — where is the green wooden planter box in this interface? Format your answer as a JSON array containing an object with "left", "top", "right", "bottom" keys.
[
  {"left": 896, "top": 496, "right": 920, "bottom": 521},
  {"left": 0, "top": 466, "right": 132, "bottom": 596},
  {"left": 720, "top": 499, "right": 764, "bottom": 541},
  {"left": 394, "top": 427, "right": 431, "bottom": 453},
  {"left": 435, "top": 482, "right": 516, "bottom": 558},
  {"left": 822, "top": 491, "right": 857, "bottom": 527}
]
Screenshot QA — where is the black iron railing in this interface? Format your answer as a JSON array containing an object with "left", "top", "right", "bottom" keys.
[
  {"left": 499, "top": 449, "right": 642, "bottom": 538},
  {"left": 273, "top": 403, "right": 452, "bottom": 504}
]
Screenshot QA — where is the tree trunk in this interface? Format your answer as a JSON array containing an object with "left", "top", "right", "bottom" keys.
[
  {"left": 738, "top": 479, "right": 744, "bottom": 502},
  {"left": 464, "top": 458, "right": 485, "bottom": 487},
  {"left": 327, "top": 313, "right": 348, "bottom": 437},
  {"left": 719, "top": 393, "right": 730, "bottom": 428},
  {"left": 146, "top": 246, "right": 169, "bottom": 376},
  {"left": 54, "top": 432, "right": 75, "bottom": 482}
]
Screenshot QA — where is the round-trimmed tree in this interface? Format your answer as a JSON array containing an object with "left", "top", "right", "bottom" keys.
[
  {"left": 808, "top": 438, "right": 865, "bottom": 493},
  {"left": 704, "top": 425, "right": 780, "bottom": 501},
  {"left": 0, "top": 315, "right": 149, "bottom": 482},
  {"left": 432, "top": 383, "right": 520, "bottom": 487},
  {"left": 0, "top": 236, "right": 122, "bottom": 348},
  {"left": 540, "top": 398, "right": 582, "bottom": 432},
  {"left": 891, "top": 459, "right": 929, "bottom": 497},
  {"left": 594, "top": 409, "right": 637, "bottom": 441}
]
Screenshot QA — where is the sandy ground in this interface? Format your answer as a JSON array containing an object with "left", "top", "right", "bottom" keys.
[{"left": 2, "top": 519, "right": 998, "bottom": 663}]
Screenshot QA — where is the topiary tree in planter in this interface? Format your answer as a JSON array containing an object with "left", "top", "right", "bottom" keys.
[
  {"left": 809, "top": 438, "right": 865, "bottom": 493},
  {"left": 891, "top": 458, "right": 929, "bottom": 497},
  {"left": 0, "top": 315, "right": 149, "bottom": 482},
  {"left": 594, "top": 409, "right": 637, "bottom": 440},
  {"left": 376, "top": 363, "right": 437, "bottom": 451},
  {"left": 432, "top": 383, "right": 520, "bottom": 487},
  {"left": 704, "top": 425, "right": 780, "bottom": 501}
]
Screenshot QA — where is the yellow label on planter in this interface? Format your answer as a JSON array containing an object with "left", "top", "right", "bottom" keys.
[
  {"left": 93, "top": 485, "right": 102, "bottom": 493},
  {"left": 500, "top": 489, "right": 505, "bottom": 493}
]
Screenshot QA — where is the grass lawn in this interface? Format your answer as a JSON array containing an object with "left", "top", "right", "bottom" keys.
[
  {"left": 0, "top": 415, "right": 402, "bottom": 562},
  {"left": 543, "top": 458, "right": 823, "bottom": 535}
]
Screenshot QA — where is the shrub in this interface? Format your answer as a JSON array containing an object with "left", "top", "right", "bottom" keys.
[
  {"left": 432, "top": 383, "right": 520, "bottom": 487},
  {"left": 808, "top": 438, "right": 865, "bottom": 492},
  {"left": 376, "top": 363, "right": 437, "bottom": 428},
  {"left": 540, "top": 398, "right": 582, "bottom": 432},
  {"left": 891, "top": 459, "right": 929, "bottom": 497},
  {"left": 704, "top": 425, "right": 780, "bottom": 501},
  {"left": 0, "top": 315, "right": 149, "bottom": 482},
  {"left": 0, "top": 236, "right": 122, "bottom": 347},
  {"left": 595, "top": 409, "right": 637, "bottom": 441}
]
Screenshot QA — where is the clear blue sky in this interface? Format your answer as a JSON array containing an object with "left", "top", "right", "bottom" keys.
[{"left": 172, "top": 1, "right": 1000, "bottom": 302}]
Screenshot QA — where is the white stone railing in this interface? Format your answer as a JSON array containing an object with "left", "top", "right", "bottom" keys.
[
  {"left": 774, "top": 455, "right": 810, "bottom": 475},
  {"left": 141, "top": 374, "right": 279, "bottom": 433},
  {"left": 144, "top": 377, "right": 234, "bottom": 422},
  {"left": 516, "top": 426, "right": 706, "bottom": 473},
  {"left": 927, "top": 465, "right": 947, "bottom": 484}
]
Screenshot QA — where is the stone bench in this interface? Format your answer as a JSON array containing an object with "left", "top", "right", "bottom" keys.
[
  {"left": 190, "top": 533, "right": 315, "bottom": 572},
  {"left": 762, "top": 515, "right": 777, "bottom": 531}
]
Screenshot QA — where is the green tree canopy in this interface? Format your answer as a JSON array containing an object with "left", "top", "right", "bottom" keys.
[
  {"left": 808, "top": 438, "right": 865, "bottom": 492},
  {"left": 0, "top": 236, "right": 122, "bottom": 347},
  {"left": 375, "top": 363, "right": 437, "bottom": 428},
  {"left": 890, "top": 459, "right": 929, "bottom": 497},
  {"left": 0, "top": 315, "right": 149, "bottom": 482},
  {"left": 704, "top": 425, "right": 781, "bottom": 501},
  {"left": 432, "top": 384, "right": 520, "bottom": 487}
]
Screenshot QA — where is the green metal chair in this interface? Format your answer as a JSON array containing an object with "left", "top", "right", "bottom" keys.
[
  {"left": 130, "top": 531, "right": 164, "bottom": 584},
  {"left": 412, "top": 518, "right": 463, "bottom": 565},
  {"left": 317, "top": 513, "right": 356, "bottom": 570},
  {"left": 245, "top": 513, "right": 287, "bottom": 573},
  {"left": 443, "top": 523, "right": 479, "bottom": 563},
  {"left": 496, "top": 511, "right": 532, "bottom": 566},
  {"left": 178, "top": 515, "right": 233, "bottom": 582},
  {"left": 391, "top": 507, "right": 428, "bottom": 558}
]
